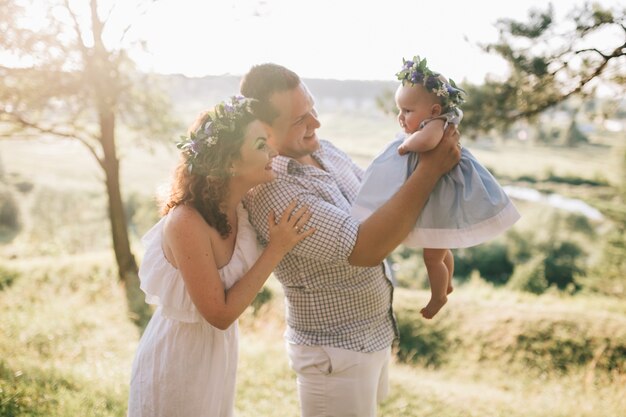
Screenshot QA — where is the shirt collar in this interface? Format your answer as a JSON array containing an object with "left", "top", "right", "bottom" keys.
[{"left": 271, "top": 145, "right": 327, "bottom": 176}]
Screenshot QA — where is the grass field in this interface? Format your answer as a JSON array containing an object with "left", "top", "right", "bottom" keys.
[{"left": 1, "top": 254, "right": 625, "bottom": 417}]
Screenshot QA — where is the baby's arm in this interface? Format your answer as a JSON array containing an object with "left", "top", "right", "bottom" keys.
[{"left": 398, "top": 119, "right": 446, "bottom": 155}]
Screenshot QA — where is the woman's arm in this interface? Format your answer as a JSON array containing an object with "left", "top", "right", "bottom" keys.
[
  {"left": 165, "top": 202, "right": 313, "bottom": 330},
  {"left": 397, "top": 118, "right": 445, "bottom": 155}
]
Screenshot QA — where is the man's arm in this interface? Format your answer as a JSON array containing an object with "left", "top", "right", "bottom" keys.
[{"left": 348, "top": 125, "right": 461, "bottom": 267}]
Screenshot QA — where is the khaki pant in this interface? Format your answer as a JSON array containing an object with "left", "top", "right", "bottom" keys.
[{"left": 286, "top": 343, "right": 390, "bottom": 417}]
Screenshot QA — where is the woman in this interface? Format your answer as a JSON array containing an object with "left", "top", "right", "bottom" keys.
[{"left": 128, "top": 96, "right": 314, "bottom": 416}]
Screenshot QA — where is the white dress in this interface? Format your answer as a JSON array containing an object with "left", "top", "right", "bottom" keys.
[{"left": 128, "top": 204, "right": 262, "bottom": 417}]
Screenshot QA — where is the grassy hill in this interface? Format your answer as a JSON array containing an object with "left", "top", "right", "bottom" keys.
[{"left": 1, "top": 254, "right": 625, "bottom": 417}]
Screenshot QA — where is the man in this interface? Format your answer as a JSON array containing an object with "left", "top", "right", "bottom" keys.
[{"left": 241, "top": 63, "right": 460, "bottom": 417}]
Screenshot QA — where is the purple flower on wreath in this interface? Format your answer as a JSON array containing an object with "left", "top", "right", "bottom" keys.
[
  {"left": 190, "top": 140, "right": 200, "bottom": 155},
  {"left": 410, "top": 72, "right": 424, "bottom": 84},
  {"left": 403, "top": 60, "right": 414, "bottom": 69},
  {"left": 425, "top": 75, "right": 439, "bottom": 90}
]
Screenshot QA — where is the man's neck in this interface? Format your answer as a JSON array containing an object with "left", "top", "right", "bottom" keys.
[{"left": 295, "top": 154, "right": 323, "bottom": 170}]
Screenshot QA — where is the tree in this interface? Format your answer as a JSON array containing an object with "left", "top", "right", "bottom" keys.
[
  {"left": 453, "top": 242, "right": 514, "bottom": 285},
  {"left": 563, "top": 119, "right": 589, "bottom": 146},
  {"left": 542, "top": 240, "right": 585, "bottom": 290},
  {"left": 0, "top": 0, "right": 177, "bottom": 326},
  {"left": 461, "top": 2, "right": 625, "bottom": 133}
]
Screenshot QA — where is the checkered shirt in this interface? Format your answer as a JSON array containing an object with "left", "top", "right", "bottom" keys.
[{"left": 244, "top": 140, "right": 398, "bottom": 352}]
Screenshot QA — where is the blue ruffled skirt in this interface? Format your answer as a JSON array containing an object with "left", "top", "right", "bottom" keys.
[{"left": 351, "top": 136, "right": 520, "bottom": 249}]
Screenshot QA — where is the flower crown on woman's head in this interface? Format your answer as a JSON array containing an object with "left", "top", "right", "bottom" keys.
[
  {"left": 176, "top": 95, "right": 256, "bottom": 174},
  {"left": 395, "top": 55, "right": 466, "bottom": 111}
]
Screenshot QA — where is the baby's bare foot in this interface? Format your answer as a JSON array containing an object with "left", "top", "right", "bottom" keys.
[{"left": 420, "top": 296, "right": 448, "bottom": 319}]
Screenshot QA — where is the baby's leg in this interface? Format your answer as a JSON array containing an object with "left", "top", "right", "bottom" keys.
[
  {"left": 421, "top": 248, "right": 450, "bottom": 319},
  {"left": 443, "top": 249, "right": 454, "bottom": 294}
]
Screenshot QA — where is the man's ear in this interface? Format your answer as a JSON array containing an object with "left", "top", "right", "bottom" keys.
[{"left": 431, "top": 103, "right": 443, "bottom": 117}]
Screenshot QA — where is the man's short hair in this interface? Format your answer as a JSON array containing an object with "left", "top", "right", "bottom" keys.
[{"left": 240, "top": 63, "right": 301, "bottom": 123}]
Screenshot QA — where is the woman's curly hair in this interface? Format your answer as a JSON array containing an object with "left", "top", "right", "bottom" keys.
[{"left": 161, "top": 97, "right": 260, "bottom": 238}]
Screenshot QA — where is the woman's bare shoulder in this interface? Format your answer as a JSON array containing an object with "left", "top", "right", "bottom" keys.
[{"left": 164, "top": 205, "right": 211, "bottom": 237}]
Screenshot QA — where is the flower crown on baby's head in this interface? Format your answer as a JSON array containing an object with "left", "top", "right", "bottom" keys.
[
  {"left": 395, "top": 55, "right": 466, "bottom": 111},
  {"left": 176, "top": 95, "right": 256, "bottom": 174}
]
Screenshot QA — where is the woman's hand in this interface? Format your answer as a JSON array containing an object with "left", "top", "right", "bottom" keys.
[
  {"left": 418, "top": 124, "right": 461, "bottom": 177},
  {"left": 266, "top": 200, "right": 315, "bottom": 255}
]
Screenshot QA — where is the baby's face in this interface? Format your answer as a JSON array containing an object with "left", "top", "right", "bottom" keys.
[{"left": 395, "top": 84, "right": 439, "bottom": 133}]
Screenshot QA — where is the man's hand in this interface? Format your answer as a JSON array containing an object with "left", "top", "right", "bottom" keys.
[{"left": 418, "top": 124, "right": 461, "bottom": 176}]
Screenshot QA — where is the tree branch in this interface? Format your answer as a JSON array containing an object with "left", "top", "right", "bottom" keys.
[
  {"left": 63, "top": 0, "right": 90, "bottom": 60},
  {"left": 102, "top": 2, "right": 117, "bottom": 28},
  {"left": 119, "top": 0, "right": 159, "bottom": 45},
  {"left": 574, "top": 48, "right": 610, "bottom": 59},
  {"left": 514, "top": 54, "right": 612, "bottom": 120},
  {"left": 2, "top": 111, "right": 105, "bottom": 170}
]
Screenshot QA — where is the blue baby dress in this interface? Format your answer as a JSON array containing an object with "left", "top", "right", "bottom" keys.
[{"left": 351, "top": 112, "right": 520, "bottom": 249}]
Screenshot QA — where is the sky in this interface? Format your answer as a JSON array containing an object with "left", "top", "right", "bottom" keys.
[{"left": 119, "top": 0, "right": 623, "bottom": 84}]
